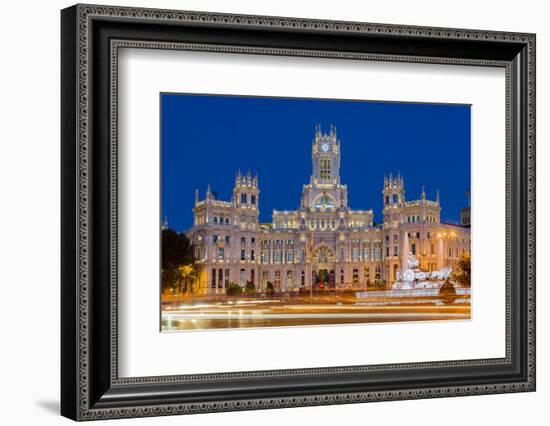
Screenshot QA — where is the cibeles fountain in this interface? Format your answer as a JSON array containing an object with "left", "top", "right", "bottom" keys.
[
  {"left": 391, "top": 231, "right": 452, "bottom": 290},
  {"left": 392, "top": 254, "right": 452, "bottom": 290}
]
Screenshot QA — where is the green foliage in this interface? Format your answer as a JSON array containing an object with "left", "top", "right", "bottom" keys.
[
  {"left": 453, "top": 253, "right": 471, "bottom": 287},
  {"left": 226, "top": 282, "right": 242, "bottom": 296},
  {"left": 161, "top": 228, "right": 196, "bottom": 295},
  {"left": 265, "top": 281, "right": 274, "bottom": 296},
  {"left": 162, "top": 268, "right": 180, "bottom": 293},
  {"left": 244, "top": 281, "right": 256, "bottom": 295},
  {"left": 162, "top": 228, "right": 194, "bottom": 269}
]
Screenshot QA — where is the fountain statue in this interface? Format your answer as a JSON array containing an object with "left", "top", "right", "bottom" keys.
[{"left": 392, "top": 252, "right": 452, "bottom": 290}]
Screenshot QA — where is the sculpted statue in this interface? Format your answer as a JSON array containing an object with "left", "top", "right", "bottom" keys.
[{"left": 407, "top": 253, "right": 419, "bottom": 269}]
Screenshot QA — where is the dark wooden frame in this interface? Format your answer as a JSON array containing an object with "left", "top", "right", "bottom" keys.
[{"left": 61, "top": 4, "right": 536, "bottom": 421}]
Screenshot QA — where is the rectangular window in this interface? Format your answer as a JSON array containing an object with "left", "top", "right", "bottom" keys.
[
  {"left": 240, "top": 268, "right": 245, "bottom": 284},
  {"left": 218, "top": 269, "right": 223, "bottom": 288},
  {"left": 224, "top": 269, "right": 229, "bottom": 286},
  {"left": 375, "top": 246, "right": 382, "bottom": 261},
  {"left": 411, "top": 243, "right": 416, "bottom": 255},
  {"left": 240, "top": 249, "right": 245, "bottom": 261},
  {"left": 240, "top": 193, "right": 247, "bottom": 203},
  {"left": 211, "top": 269, "right": 216, "bottom": 288},
  {"left": 363, "top": 247, "right": 370, "bottom": 260},
  {"left": 224, "top": 235, "right": 230, "bottom": 244},
  {"left": 287, "top": 270, "right": 293, "bottom": 288},
  {"left": 274, "top": 271, "right": 281, "bottom": 288},
  {"left": 218, "top": 247, "right": 224, "bottom": 260},
  {"left": 393, "top": 235, "right": 398, "bottom": 256},
  {"left": 320, "top": 158, "right": 331, "bottom": 180},
  {"left": 352, "top": 269, "right": 359, "bottom": 284},
  {"left": 212, "top": 235, "right": 218, "bottom": 243},
  {"left": 286, "top": 250, "right": 294, "bottom": 262}
]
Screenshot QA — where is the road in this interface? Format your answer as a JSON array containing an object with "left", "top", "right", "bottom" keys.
[{"left": 161, "top": 297, "right": 471, "bottom": 331}]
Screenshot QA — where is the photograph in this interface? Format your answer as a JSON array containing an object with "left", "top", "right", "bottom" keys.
[
  {"left": 56, "top": 2, "right": 536, "bottom": 421},
  {"left": 160, "top": 94, "right": 472, "bottom": 331}
]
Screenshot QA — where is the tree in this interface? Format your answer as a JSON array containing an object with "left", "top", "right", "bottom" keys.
[
  {"left": 162, "top": 268, "right": 180, "bottom": 294},
  {"left": 178, "top": 264, "right": 197, "bottom": 294},
  {"left": 162, "top": 229, "right": 194, "bottom": 269},
  {"left": 453, "top": 253, "right": 471, "bottom": 287},
  {"left": 244, "top": 281, "right": 256, "bottom": 296},
  {"left": 226, "top": 282, "right": 242, "bottom": 296},
  {"left": 265, "top": 282, "right": 274, "bottom": 296},
  {"left": 161, "top": 228, "right": 196, "bottom": 295}
]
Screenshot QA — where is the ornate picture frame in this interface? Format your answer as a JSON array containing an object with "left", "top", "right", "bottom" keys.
[{"left": 61, "top": 4, "right": 535, "bottom": 420}]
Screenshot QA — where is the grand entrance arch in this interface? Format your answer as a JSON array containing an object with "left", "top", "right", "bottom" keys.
[{"left": 312, "top": 245, "right": 336, "bottom": 289}]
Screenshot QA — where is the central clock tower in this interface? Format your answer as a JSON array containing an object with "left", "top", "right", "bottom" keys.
[
  {"left": 311, "top": 124, "right": 341, "bottom": 185},
  {"left": 300, "top": 125, "right": 348, "bottom": 211}
]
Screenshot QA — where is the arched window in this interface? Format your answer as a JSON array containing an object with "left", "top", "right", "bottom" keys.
[
  {"left": 213, "top": 216, "right": 218, "bottom": 224},
  {"left": 251, "top": 194, "right": 256, "bottom": 205},
  {"left": 240, "top": 193, "right": 247, "bottom": 203},
  {"left": 211, "top": 269, "right": 216, "bottom": 288},
  {"left": 225, "top": 217, "right": 229, "bottom": 225}
]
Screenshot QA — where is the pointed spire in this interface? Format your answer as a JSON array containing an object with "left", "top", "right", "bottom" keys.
[
  {"left": 421, "top": 185, "right": 426, "bottom": 200},
  {"left": 162, "top": 216, "right": 169, "bottom": 230},
  {"left": 206, "top": 184, "right": 212, "bottom": 200},
  {"left": 436, "top": 189, "right": 440, "bottom": 203},
  {"left": 195, "top": 189, "right": 199, "bottom": 206}
]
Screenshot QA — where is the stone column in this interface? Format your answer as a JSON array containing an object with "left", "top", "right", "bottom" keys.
[
  {"left": 401, "top": 231, "right": 409, "bottom": 273},
  {"left": 437, "top": 238, "right": 444, "bottom": 269}
]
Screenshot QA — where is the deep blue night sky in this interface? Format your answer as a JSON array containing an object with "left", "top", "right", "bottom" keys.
[{"left": 161, "top": 94, "right": 470, "bottom": 232}]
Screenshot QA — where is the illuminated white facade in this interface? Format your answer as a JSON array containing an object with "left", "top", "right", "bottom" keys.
[{"left": 189, "top": 126, "right": 470, "bottom": 294}]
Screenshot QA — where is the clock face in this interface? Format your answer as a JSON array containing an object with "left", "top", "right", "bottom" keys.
[{"left": 321, "top": 143, "right": 329, "bottom": 152}]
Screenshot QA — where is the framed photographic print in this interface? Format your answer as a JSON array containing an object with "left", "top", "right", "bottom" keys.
[{"left": 61, "top": 4, "right": 536, "bottom": 421}]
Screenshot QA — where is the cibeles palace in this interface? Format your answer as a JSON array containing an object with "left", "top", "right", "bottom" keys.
[{"left": 188, "top": 126, "right": 471, "bottom": 294}]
